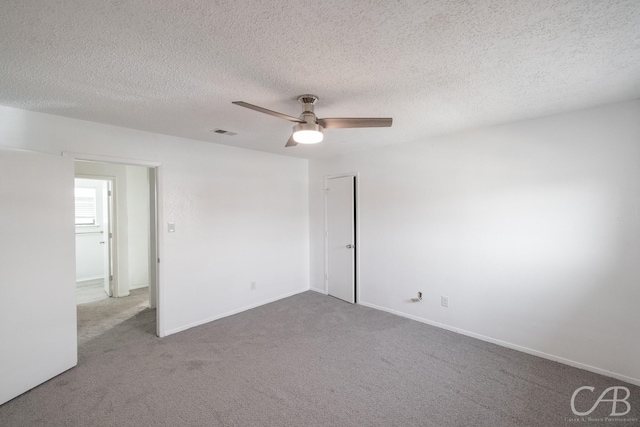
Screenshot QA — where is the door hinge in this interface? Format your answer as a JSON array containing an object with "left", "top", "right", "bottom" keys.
[
  {"left": 157, "top": 258, "right": 160, "bottom": 263},
  {"left": 108, "top": 190, "right": 112, "bottom": 196},
  {"left": 109, "top": 232, "right": 113, "bottom": 238},
  {"left": 325, "top": 273, "right": 328, "bottom": 280},
  {"left": 109, "top": 275, "right": 113, "bottom": 281}
]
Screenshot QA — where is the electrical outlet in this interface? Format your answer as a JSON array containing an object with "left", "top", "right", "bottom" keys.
[
  {"left": 441, "top": 296, "right": 449, "bottom": 307},
  {"left": 250, "top": 281, "right": 256, "bottom": 290}
]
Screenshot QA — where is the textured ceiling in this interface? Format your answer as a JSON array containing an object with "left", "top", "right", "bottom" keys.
[{"left": 1, "top": 1, "right": 639, "bottom": 159}]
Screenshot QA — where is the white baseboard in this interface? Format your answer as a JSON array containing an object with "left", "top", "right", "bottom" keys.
[
  {"left": 358, "top": 300, "right": 640, "bottom": 387},
  {"left": 129, "top": 283, "right": 148, "bottom": 290},
  {"left": 165, "top": 287, "right": 309, "bottom": 336},
  {"left": 76, "top": 276, "right": 103, "bottom": 285},
  {"left": 309, "top": 287, "right": 327, "bottom": 294}
]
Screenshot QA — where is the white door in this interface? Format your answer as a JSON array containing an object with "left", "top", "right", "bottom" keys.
[
  {"left": 0, "top": 149, "right": 77, "bottom": 405},
  {"left": 326, "top": 176, "right": 356, "bottom": 303}
]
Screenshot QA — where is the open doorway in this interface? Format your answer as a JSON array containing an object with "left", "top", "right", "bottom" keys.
[
  {"left": 74, "top": 160, "right": 159, "bottom": 342},
  {"left": 74, "top": 177, "right": 114, "bottom": 304}
]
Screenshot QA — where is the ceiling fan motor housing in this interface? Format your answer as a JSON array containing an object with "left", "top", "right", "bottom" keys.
[{"left": 298, "top": 94, "right": 319, "bottom": 115}]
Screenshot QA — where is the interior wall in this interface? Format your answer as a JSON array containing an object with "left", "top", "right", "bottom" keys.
[
  {"left": 309, "top": 99, "right": 640, "bottom": 385},
  {"left": 126, "top": 165, "right": 150, "bottom": 289},
  {"left": 0, "top": 104, "right": 309, "bottom": 336}
]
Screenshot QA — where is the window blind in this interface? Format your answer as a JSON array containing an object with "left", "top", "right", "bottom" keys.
[{"left": 75, "top": 187, "right": 97, "bottom": 225}]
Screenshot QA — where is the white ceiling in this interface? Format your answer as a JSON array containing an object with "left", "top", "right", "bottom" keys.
[{"left": 1, "top": 1, "right": 639, "bottom": 159}]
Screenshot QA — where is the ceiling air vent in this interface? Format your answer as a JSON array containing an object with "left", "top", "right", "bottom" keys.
[{"left": 210, "top": 128, "right": 237, "bottom": 136}]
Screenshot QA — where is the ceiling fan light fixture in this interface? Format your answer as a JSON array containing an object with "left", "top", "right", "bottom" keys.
[
  {"left": 292, "top": 122, "right": 324, "bottom": 144},
  {"left": 232, "top": 96, "right": 392, "bottom": 148}
]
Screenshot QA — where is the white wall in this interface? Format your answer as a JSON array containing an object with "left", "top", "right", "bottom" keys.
[
  {"left": 309, "top": 100, "right": 640, "bottom": 385},
  {"left": 126, "top": 165, "right": 150, "bottom": 289},
  {"left": 0, "top": 104, "right": 309, "bottom": 336}
]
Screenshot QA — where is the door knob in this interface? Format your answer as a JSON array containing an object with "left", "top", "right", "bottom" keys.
[
  {"left": 346, "top": 244, "right": 353, "bottom": 249},
  {"left": 99, "top": 241, "right": 105, "bottom": 244}
]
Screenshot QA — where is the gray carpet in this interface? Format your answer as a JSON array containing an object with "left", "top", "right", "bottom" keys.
[
  {"left": 0, "top": 291, "right": 638, "bottom": 426},
  {"left": 77, "top": 287, "right": 150, "bottom": 346}
]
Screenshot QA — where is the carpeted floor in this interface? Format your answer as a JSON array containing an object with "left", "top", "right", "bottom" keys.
[
  {"left": 0, "top": 291, "right": 638, "bottom": 426},
  {"left": 77, "top": 287, "right": 150, "bottom": 347}
]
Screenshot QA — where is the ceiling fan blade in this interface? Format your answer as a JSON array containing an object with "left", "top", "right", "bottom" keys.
[
  {"left": 285, "top": 135, "right": 297, "bottom": 147},
  {"left": 318, "top": 117, "right": 393, "bottom": 129},
  {"left": 232, "top": 101, "right": 304, "bottom": 123}
]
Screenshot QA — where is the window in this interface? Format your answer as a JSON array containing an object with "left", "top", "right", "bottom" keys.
[{"left": 75, "top": 187, "right": 97, "bottom": 225}]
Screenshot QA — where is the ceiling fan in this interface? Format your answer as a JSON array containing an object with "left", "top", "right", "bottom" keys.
[{"left": 232, "top": 95, "right": 392, "bottom": 147}]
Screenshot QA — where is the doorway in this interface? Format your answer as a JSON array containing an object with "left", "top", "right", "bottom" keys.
[
  {"left": 325, "top": 174, "right": 358, "bottom": 304},
  {"left": 74, "top": 177, "right": 114, "bottom": 304},
  {"left": 73, "top": 158, "right": 160, "bottom": 338}
]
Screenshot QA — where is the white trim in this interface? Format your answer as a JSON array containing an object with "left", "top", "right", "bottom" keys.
[
  {"left": 74, "top": 173, "right": 117, "bottom": 180},
  {"left": 76, "top": 276, "right": 104, "bottom": 284},
  {"left": 154, "top": 166, "right": 164, "bottom": 336},
  {"left": 62, "top": 151, "right": 161, "bottom": 167},
  {"left": 129, "top": 283, "right": 148, "bottom": 290},
  {"left": 323, "top": 172, "right": 360, "bottom": 303},
  {"left": 358, "top": 300, "right": 640, "bottom": 387},
  {"left": 0, "top": 145, "right": 53, "bottom": 156},
  {"left": 309, "top": 287, "right": 327, "bottom": 295},
  {"left": 164, "top": 288, "right": 309, "bottom": 336}
]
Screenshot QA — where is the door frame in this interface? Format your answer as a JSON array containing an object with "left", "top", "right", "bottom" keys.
[
  {"left": 63, "top": 152, "right": 165, "bottom": 337},
  {"left": 74, "top": 175, "right": 117, "bottom": 297},
  {"left": 324, "top": 172, "right": 360, "bottom": 303}
]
